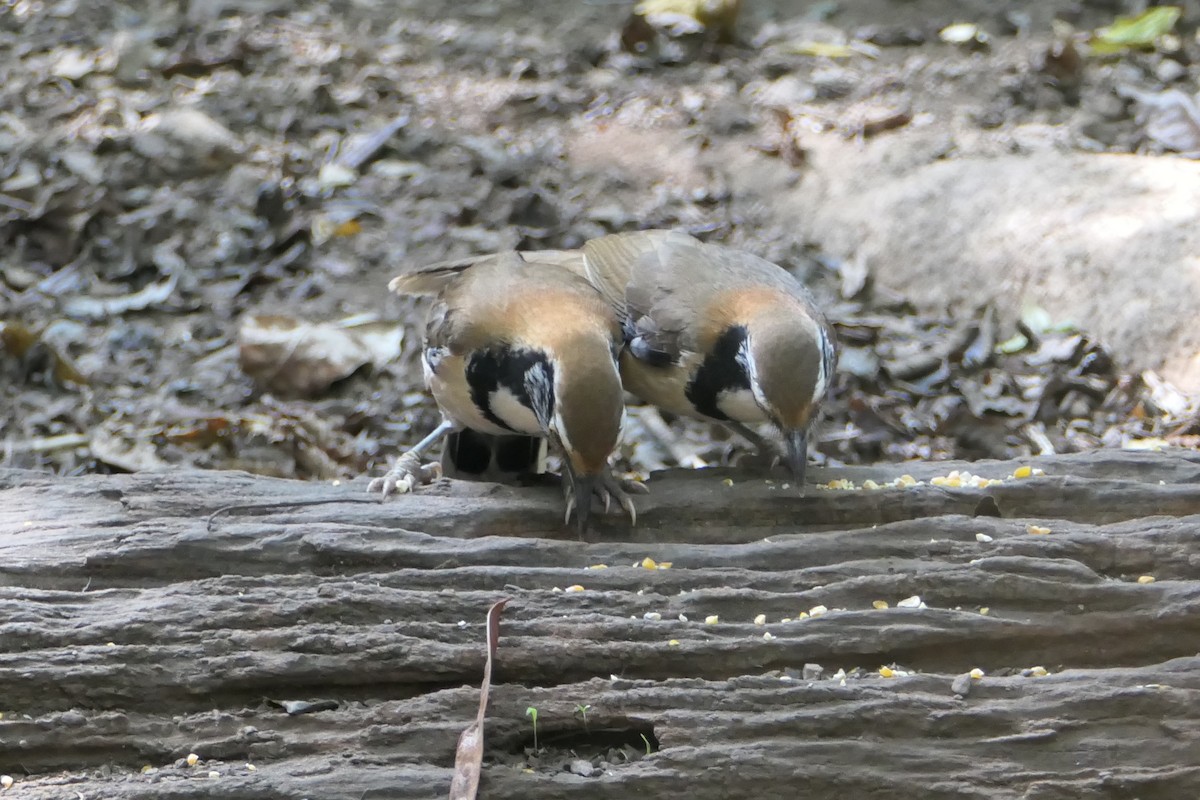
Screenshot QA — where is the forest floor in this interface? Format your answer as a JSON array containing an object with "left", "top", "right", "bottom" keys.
[{"left": 3, "top": 0, "right": 1199, "bottom": 481}]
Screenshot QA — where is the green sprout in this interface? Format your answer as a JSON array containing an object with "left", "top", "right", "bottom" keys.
[
  {"left": 525, "top": 706, "right": 539, "bottom": 751},
  {"left": 640, "top": 733, "right": 652, "bottom": 756},
  {"left": 574, "top": 703, "right": 592, "bottom": 729}
]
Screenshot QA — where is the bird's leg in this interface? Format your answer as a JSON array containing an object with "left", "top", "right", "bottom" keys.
[
  {"left": 367, "top": 419, "right": 454, "bottom": 499},
  {"left": 725, "top": 422, "right": 782, "bottom": 468}
]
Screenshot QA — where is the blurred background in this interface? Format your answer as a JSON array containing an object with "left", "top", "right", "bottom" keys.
[{"left": 2, "top": 0, "right": 1198, "bottom": 483}]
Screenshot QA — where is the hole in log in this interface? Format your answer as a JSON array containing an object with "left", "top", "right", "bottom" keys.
[
  {"left": 494, "top": 719, "right": 660, "bottom": 772},
  {"left": 973, "top": 495, "right": 1002, "bottom": 517}
]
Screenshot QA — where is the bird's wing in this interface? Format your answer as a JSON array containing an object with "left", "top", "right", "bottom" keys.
[
  {"left": 580, "top": 230, "right": 704, "bottom": 362},
  {"left": 390, "top": 252, "right": 524, "bottom": 354}
]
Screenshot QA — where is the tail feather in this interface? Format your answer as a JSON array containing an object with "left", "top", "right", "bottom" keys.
[{"left": 388, "top": 256, "right": 486, "bottom": 297}]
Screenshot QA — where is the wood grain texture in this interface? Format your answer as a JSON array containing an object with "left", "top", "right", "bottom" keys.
[{"left": 1, "top": 450, "right": 1198, "bottom": 798}]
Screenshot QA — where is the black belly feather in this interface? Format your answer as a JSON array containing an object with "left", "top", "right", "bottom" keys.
[{"left": 684, "top": 325, "right": 751, "bottom": 422}]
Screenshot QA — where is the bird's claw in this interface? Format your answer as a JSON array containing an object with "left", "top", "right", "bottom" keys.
[
  {"left": 368, "top": 452, "right": 442, "bottom": 500},
  {"left": 562, "top": 470, "right": 646, "bottom": 528}
]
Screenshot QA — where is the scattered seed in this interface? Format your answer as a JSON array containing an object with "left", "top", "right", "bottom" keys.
[
  {"left": 780, "top": 617, "right": 793, "bottom": 623},
  {"left": 0, "top": 775, "right": 12, "bottom": 790},
  {"left": 722, "top": 478, "right": 734, "bottom": 487},
  {"left": 879, "top": 666, "right": 895, "bottom": 678},
  {"left": 657, "top": 561, "right": 673, "bottom": 570},
  {"left": 969, "top": 668, "right": 985, "bottom": 679},
  {"left": 586, "top": 564, "right": 608, "bottom": 570},
  {"left": 106, "top": 642, "right": 116, "bottom": 647},
  {"left": 808, "top": 604, "right": 828, "bottom": 617},
  {"left": 762, "top": 631, "right": 775, "bottom": 640},
  {"left": 1137, "top": 575, "right": 1156, "bottom": 584},
  {"left": 186, "top": 753, "right": 200, "bottom": 767},
  {"left": 896, "top": 595, "right": 924, "bottom": 608},
  {"left": 668, "top": 639, "right": 680, "bottom": 647},
  {"left": 246, "top": 764, "right": 257, "bottom": 771},
  {"left": 796, "top": 611, "right": 810, "bottom": 619},
  {"left": 207, "top": 771, "right": 220, "bottom": 779},
  {"left": 753, "top": 613, "right": 767, "bottom": 625},
  {"left": 677, "top": 613, "right": 689, "bottom": 622},
  {"left": 979, "top": 606, "right": 990, "bottom": 615},
  {"left": 975, "top": 532, "right": 994, "bottom": 543},
  {"left": 896, "top": 474, "right": 918, "bottom": 487},
  {"left": 640, "top": 557, "right": 658, "bottom": 569},
  {"left": 1026, "top": 524, "right": 1051, "bottom": 535},
  {"left": 643, "top": 612, "right": 662, "bottom": 621},
  {"left": 862, "top": 479, "right": 881, "bottom": 490},
  {"left": 140, "top": 765, "right": 155, "bottom": 774},
  {"left": 1026, "top": 666, "right": 1049, "bottom": 677},
  {"left": 872, "top": 600, "right": 889, "bottom": 609},
  {"left": 1013, "top": 466, "right": 1033, "bottom": 479},
  {"left": 704, "top": 615, "right": 719, "bottom": 624},
  {"left": 564, "top": 585, "right": 584, "bottom": 593}
]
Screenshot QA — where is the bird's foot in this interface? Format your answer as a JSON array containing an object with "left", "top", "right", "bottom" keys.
[
  {"left": 367, "top": 452, "right": 442, "bottom": 499},
  {"left": 562, "top": 469, "right": 648, "bottom": 527}
]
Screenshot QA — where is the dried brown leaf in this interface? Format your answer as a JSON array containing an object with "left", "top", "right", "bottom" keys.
[{"left": 448, "top": 598, "right": 510, "bottom": 800}]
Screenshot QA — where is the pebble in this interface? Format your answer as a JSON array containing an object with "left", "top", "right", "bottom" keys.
[
  {"left": 568, "top": 759, "right": 596, "bottom": 777},
  {"left": 951, "top": 673, "right": 973, "bottom": 696},
  {"left": 802, "top": 663, "right": 824, "bottom": 681}
]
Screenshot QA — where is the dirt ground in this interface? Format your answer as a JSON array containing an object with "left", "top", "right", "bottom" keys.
[{"left": 3, "top": 0, "right": 1200, "bottom": 479}]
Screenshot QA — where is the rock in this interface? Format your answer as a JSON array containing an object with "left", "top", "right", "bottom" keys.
[
  {"left": 802, "top": 663, "right": 824, "bottom": 681},
  {"left": 568, "top": 759, "right": 597, "bottom": 777},
  {"left": 951, "top": 673, "right": 973, "bottom": 696}
]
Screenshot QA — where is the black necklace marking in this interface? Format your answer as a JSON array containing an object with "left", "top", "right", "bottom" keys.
[
  {"left": 466, "top": 346, "right": 555, "bottom": 433},
  {"left": 685, "top": 325, "right": 751, "bottom": 421}
]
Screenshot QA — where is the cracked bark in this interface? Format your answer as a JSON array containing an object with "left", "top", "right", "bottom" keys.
[{"left": 1, "top": 450, "right": 1199, "bottom": 798}]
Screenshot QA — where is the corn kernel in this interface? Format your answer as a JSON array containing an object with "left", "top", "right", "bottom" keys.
[
  {"left": 762, "top": 631, "right": 775, "bottom": 640},
  {"left": 969, "top": 668, "right": 985, "bottom": 679},
  {"left": 979, "top": 606, "right": 990, "bottom": 615},
  {"left": 564, "top": 584, "right": 585, "bottom": 593},
  {"left": 704, "top": 615, "right": 719, "bottom": 625},
  {"left": 0, "top": 776, "right": 12, "bottom": 790},
  {"left": 872, "top": 600, "right": 889, "bottom": 609},
  {"left": 640, "top": 557, "right": 658, "bottom": 569},
  {"left": 753, "top": 614, "right": 767, "bottom": 625},
  {"left": 668, "top": 639, "right": 680, "bottom": 646},
  {"left": 879, "top": 666, "right": 895, "bottom": 678},
  {"left": 586, "top": 564, "right": 608, "bottom": 570},
  {"left": 863, "top": 479, "right": 880, "bottom": 490},
  {"left": 1137, "top": 575, "right": 1156, "bottom": 584},
  {"left": 808, "top": 605, "right": 828, "bottom": 617},
  {"left": 1028, "top": 666, "right": 1048, "bottom": 677},
  {"left": 1013, "top": 466, "right": 1033, "bottom": 479},
  {"left": 186, "top": 754, "right": 200, "bottom": 767},
  {"left": 1026, "top": 524, "right": 1051, "bottom": 535}
]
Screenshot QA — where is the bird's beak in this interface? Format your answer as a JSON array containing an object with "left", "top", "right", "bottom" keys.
[
  {"left": 569, "top": 472, "right": 598, "bottom": 537},
  {"left": 784, "top": 428, "right": 809, "bottom": 486}
]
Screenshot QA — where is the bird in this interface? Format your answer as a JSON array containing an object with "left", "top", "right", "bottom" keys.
[
  {"left": 527, "top": 229, "right": 838, "bottom": 485},
  {"left": 367, "top": 250, "right": 639, "bottom": 534}
]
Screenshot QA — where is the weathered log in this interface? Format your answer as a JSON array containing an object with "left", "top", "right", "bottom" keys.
[{"left": 1, "top": 450, "right": 1199, "bottom": 798}]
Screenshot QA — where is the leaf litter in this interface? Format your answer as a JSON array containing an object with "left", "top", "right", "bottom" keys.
[{"left": 1, "top": 0, "right": 1198, "bottom": 481}]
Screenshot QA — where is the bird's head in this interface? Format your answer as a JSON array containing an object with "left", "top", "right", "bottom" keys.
[
  {"left": 525, "top": 324, "right": 625, "bottom": 535},
  {"left": 742, "top": 305, "right": 837, "bottom": 484}
]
